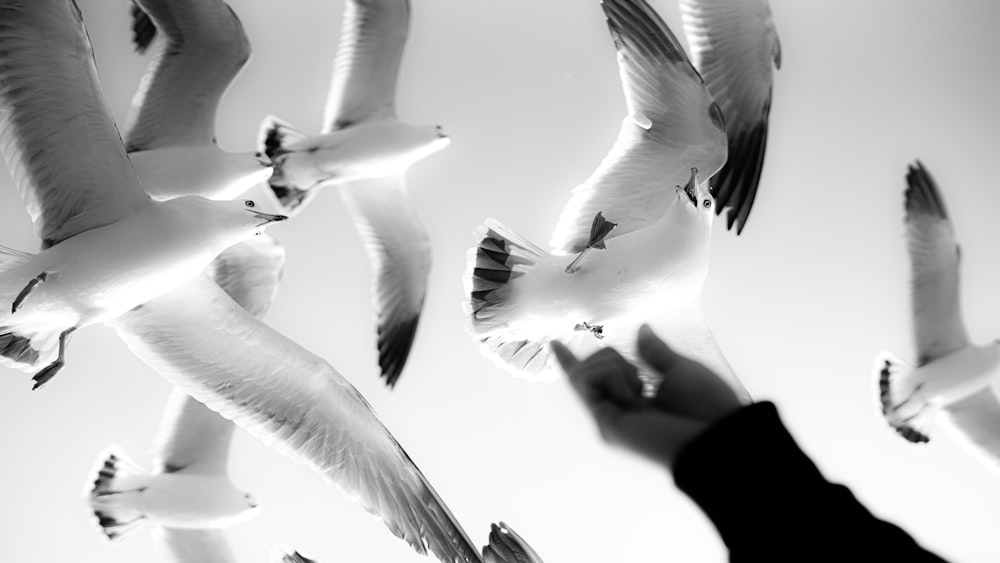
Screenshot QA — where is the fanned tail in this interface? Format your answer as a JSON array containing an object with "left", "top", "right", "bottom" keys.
[
  {"left": 464, "top": 220, "right": 555, "bottom": 380},
  {"left": 257, "top": 115, "right": 313, "bottom": 213},
  {"left": 85, "top": 446, "right": 148, "bottom": 542},
  {"left": 875, "top": 351, "right": 931, "bottom": 444}
]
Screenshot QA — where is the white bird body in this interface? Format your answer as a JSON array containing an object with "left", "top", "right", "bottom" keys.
[
  {"left": 130, "top": 146, "right": 272, "bottom": 201},
  {"left": 272, "top": 120, "right": 448, "bottom": 194},
  {"left": 0, "top": 197, "right": 281, "bottom": 373},
  {"left": 92, "top": 472, "right": 258, "bottom": 530},
  {"left": 481, "top": 188, "right": 712, "bottom": 343}
]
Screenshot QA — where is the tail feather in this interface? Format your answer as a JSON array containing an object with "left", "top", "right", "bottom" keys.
[
  {"left": 85, "top": 447, "right": 147, "bottom": 542},
  {"left": 465, "top": 220, "right": 558, "bottom": 380},
  {"left": 129, "top": 1, "right": 157, "bottom": 54},
  {"left": 483, "top": 521, "right": 545, "bottom": 563},
  {"left": 256, "top": 115, "right": 312, "bottom": 212},
  {"left": 875, "top": 352, "right": 931, "bottom": 444}
]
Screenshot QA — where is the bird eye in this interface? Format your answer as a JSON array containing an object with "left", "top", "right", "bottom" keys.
[
  {"left": 702, "top": 199, "right": 711, "bottom": 208},
  {"left": 245, "top": 200, "right": 255, "bottom": 208},
  {"left": 254, "top": 231, "right": 261, "bottom": 236}
]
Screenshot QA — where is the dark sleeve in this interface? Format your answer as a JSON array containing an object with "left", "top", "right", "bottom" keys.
[{"left": 673, "top": 402, "right": 947, "bottom": 562}]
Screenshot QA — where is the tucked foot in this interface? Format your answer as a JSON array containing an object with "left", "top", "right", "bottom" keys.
[
  {"left": 12, "top": 272, "right": 47, "bottom": 314},
  {"left": 574, "top": 321, "right": 605, "bottom": 339},
  {"left": 30, "top": 327, "right": 75, "bottom": 391},
  {"left": 565, "top": 212, "right": 618, "bottom": 274},
  {"left": 31, "top": 359, "right": 64, "bottom": 391}
]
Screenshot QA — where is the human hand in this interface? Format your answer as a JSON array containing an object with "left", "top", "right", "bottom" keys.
[{"left": 552, "top": 324, "right": 743, "bottom": 468}]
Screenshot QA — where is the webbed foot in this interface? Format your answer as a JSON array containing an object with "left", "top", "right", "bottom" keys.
[{"left": 565, "top": 212, "right": 617, "bottom": 274}]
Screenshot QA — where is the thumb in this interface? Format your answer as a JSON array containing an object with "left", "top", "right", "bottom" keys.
[
  {"left": 550, "top": 340, "right": 579, "bottom": 373},
  {"left": 636, "top": 324, "right": 681, "bottom": 374}
]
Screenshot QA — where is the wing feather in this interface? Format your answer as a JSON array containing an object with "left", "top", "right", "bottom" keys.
[
  {"left": 110, "top": 276, "right": 480, "bottom": 563},
  {"left": 323, "top": 0, "right": 409, "bottom": 131},
  {"left": 124, "top": 0, "right": 250, "bottom": 150},
  {"left": 679, "top": 0, "right": 780, "bottom": 233},
  {"left": 903, "top": 161, "right": 970, "bottom": 364},
  {"left": 340, "top": 177, "right": 429, "bottom": 386},
  {"left": 0, "top": 0, "right": 149, "bottom": 247},
  {"left": 940, "top": 388, "right": 1000, "bottom": 471}
]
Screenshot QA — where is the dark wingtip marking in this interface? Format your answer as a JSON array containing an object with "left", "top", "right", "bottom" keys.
[
  {"left": 129, "top": 2, "right": 157, "bottom": 54},
  {"left": 904, "top": 160, "right": 949, "bottom": 220},
  {"left": 713, "top": 117, "right": 770, "bottom": 235},
  {"left": 262, "top": 122, "right": 286, "bottom": 160},
  {"left": 378, "top": 315, "right": 421, "bottom": 388},
  {"left": 0, "top": 331, "right": 38, "bottom": 365},
  {"left": 600, "top": 0, "right": 692, "bottom": 67}
]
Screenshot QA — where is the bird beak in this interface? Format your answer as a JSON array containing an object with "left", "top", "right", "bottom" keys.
[
  {"left": 435, "top": 125, "right": 448, "bottom": 139},
  {"left": 254, "top": 211, "right": 287, "bottom": 227},
  {"left": 255, "top": 155, "right": 272, "bottom": 168}
]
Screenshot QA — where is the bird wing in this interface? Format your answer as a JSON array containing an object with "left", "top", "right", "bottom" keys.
[
  {"left": 151, "top": 388, "right": 235, "bottom": 476},
  {"left": 110, "top": 276, "right": 481, "bottom": 563},
  {"left": 206, "top": 234, "right": 287, "bottom": 318},
  {"left": 0, "top": 0, "right": 150, "bottom": 248},
  {"left": 151, "top": 528, "right": 238, "bottom": 563},
  {"left": 903, "top": 161, "right": 970, "bottom": 365},
  {"left": 679, "top": 0, "right": 780, "bottom": 234},
  {"left": 940, "top": 387, "right": 1000, "bottom": 471},
  {"left": 123, "top": 0, "right": 250, "bottom": 150},
  {"left": 340, "top": 177, "right": 430, "bottom": 387},
  {"left": 272, "top": 547, "right": 319, "bottom": 563},
  {"left": 322, "top": 0, "right": 409, "bottom": 132},
  {"left": 549, "top": 0, "right": 727, "bottom": 253},
  {"left": 482, "top": 522, "right": 545, "bottom": 563}
]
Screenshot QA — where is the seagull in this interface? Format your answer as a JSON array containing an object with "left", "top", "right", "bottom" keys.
[
  {"left": 86, "top": 390, "right": 259, "bottom": 559},
  {"left": 123, "top": 0, "right": 273, "bottom": 201},
  {"left": 1, "top": 4, "right": 478, "bottom": 562},
  {"left": 0, "top": 0, "right": 286, "bottom": 389},
  {"left": 464, "top": 0, "right": 749, "bottom": 401},
  {"left": 257, "top": 0, "right": 450, "bottom": 387},
  {"left": 877, "top": 161, "right": 1000, "bottom": 469},
  {"left": 482, "top": 522, "right": 545, "bottom": 563},
  {"left": 678, "top": 0, "right": 781, "bottom": 234}
]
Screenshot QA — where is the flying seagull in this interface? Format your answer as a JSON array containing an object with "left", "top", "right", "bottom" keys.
[
  {"left": 123, "top": 0, "right": 273, "bottom": 201},
  {"left": 0, "top": 3, "right": 479, "bottom": 562},
  {"left": 878, "top": 161, "right": 1000, "bottom": 470},
  {"left": 86, "top": 390, "right": 259, "bottom": 560},
  {"left": 257, "top": 0, "right": 449, "bottom": 387},
  {"left": 678, "top": 0, "right": 781, "bottom": 234},
  {"left": 464, "top": 0, "right": 749, "bottom": 401},
  {"left": 0, "top": 0, "right": 285, "bottom": 389}
]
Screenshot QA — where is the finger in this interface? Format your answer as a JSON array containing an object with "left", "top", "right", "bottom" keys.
[
  {"left": 636, "top": 324, "right": 681, "bottom": 374},
  {"left": 550, "top": 339, "right": 580, "bottom": 372}
]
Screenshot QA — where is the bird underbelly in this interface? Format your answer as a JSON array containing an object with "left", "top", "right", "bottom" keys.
[{"left": 141, "top": 477, "right": 253, "bottom": 528}]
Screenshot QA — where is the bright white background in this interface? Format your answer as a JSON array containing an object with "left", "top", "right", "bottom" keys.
[{"left": 2, "top": 0, "right": 1000, "bottom": 561}]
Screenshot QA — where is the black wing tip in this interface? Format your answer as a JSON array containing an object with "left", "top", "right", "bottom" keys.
[
  {"left": 600, "top": 0, "right": 689, "bottom": 67},
  {"left": 713, "top": 120, "right": 769, "bottom": 235},
  {"left": 129, "top": 1, "right": 157, "bottom": 54},
  {"left": 378, "top": 315, "right": 421, "bottom": 388},
  {"left": 904, "top": 159, "right": 948, "bottom": 220}
]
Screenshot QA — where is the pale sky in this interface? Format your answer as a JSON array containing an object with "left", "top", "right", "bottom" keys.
[{"left": 3, "top": 1, "right": 1000, "bottom": 561}]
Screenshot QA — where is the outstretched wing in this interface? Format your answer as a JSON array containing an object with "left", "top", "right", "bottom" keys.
[
  {"left": 111, "top": 276, "right": 481, "bottom": 563},
  {"left": 903, "top": 161, "right": 970, "bottom": 364},
  {"left": 124, "top": 0, "right": 250, "bottom": 150},
  {"left": 549, "top": 0, "right": 726, "bottom": 253},
  {"left": 679, "top": 0, "right": 781, "bottom": 233},
  {"left": 323, "top": 0, "right": 409, "bottom": 131},
  {"left": 0, "top": 0, "right": 149, "bottom": 247},
  {"left": 340, "top": 177, "right": 430, "bottom": 386}
]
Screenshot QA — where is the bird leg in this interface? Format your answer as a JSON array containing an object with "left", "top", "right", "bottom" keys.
[
  {"left": 31, "top": 327, "right": 75, "bottom": 391},
  {"left": 574, "top": 321, "right": 605, "bottom": 340},
  {"left": 11, "top": 272, "right": 47, "bottom": 314},
  {"left": 565, "top": 212, "right": 618, "bottom": 274}
]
